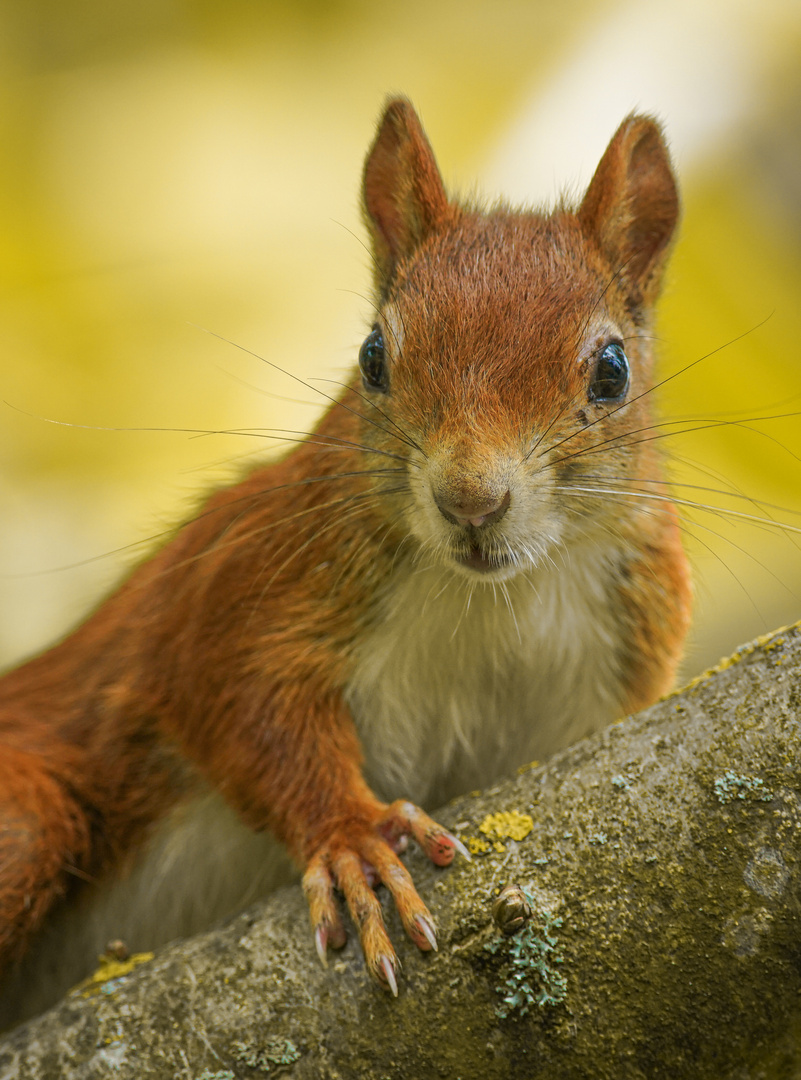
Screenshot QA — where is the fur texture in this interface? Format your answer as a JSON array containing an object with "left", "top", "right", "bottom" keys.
[{"left": 0, "top": 98, "right": 691, "bottom": 1023}]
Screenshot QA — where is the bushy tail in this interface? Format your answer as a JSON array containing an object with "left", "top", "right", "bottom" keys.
[{"left": 0, "top": 745, "right": 93, "bottom": 971}]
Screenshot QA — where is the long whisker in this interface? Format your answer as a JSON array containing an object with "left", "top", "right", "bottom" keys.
[
  {"left": 331, "top": 220, "right": 385, "bottom": 283},
  {"left": 311, "top": 377, "right": 424, "bottom": 456},
  {"left": 666, "top": 453, "right": 801, "bottom": 560},
  {"left": 215, "top": 364, "right": 317, "bottom": 407},
  {"left": 578, "top": 472, "right": 801, "bottom": 522},
  {"left": 194, "top": 483, "right": 409, "bottom": 575},
  {"left": 574, "top": 256, "right": 635, "bottom": 344},
  {"left": 335, "top": 287, "right": 406, "bottom": 355},
  {"left": 552, "top": 484, "right": 796, "bottom": 620},
  {"left": 191, "top": 324, "right": 418, "bottom": 457},
  {"left": 242, "top": 498, "right": 380, "bottom": 621},
  {"left": 3, "top": 399, "right": 417, "bottom": 468},
  {"left": 546, "top": 408, "right": 801, "bottom": 471},
  {"left": 555, "top": 483, "right": 801, "bottom": 536},
  {"left": 241, "top": 485, "right": 408, "bottom": 614},
  {"left": 526, "top": 381, "right": 588, "bottom": 460},
  {"left": 541, "top": 314, "right": 774, "bottom": 460},
  {"left": 6, "top": 467, "right": 406, "bottom": 579}
]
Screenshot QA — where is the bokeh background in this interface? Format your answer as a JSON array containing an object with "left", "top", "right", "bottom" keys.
[{"left": 1, "top": 0, "right": 800, "bottom": 681}]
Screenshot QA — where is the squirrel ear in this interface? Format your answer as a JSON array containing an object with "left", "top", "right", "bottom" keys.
[
  {"left": 362, "top": 98, "right": 451, "bottom": 285},
  {"left": 578, "top": 114, "right": 679, "bottom": 309}
]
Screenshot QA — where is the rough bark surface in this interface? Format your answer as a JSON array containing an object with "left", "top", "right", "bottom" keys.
[{"left": 2, "top": 624, "right": 801, "bottom": 1080}]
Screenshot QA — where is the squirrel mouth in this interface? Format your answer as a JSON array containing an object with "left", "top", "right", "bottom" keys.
[{"left": 457, "top": 543, "right": 510, "bottom": 574}]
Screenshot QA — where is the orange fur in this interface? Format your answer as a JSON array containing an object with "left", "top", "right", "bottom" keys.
[{"left": 0, "top": 97, "right": 691, "bottom": 1009}]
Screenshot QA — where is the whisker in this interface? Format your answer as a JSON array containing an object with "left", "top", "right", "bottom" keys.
[
  {"left": 546, "top": 408, "right": 801, "bottom": 471},
  {"left": 554, "top": 485, "right": 784, "bottom": 623},
  {"left": 148, "top": 482, "right": 410, "bottom": 592},
  {"left": 552, "top": 482, "right": 801, "bottom": 613},
  {"left": 540, "top": 314, "right": 774, "bottom": 460},
  {"left": 553, "top": 483, "right": 801, "bottom": 536},
  {"left": 3, "top": 467, "right": 407, "bottom": 579},
  {"left": 191, "top": 324, "right": 420, "bottom": 461},
  {"left": 3, "top": 398, "right": 417, "bottom": 469},
  {"left": 330, "top": 219, "right": 385, "bottom": 282},
  {"left": 578, "top": 472, "right": 801, "bottom": 522},
  {"left": 575, "top": 256, "right": 635, "bottom": 345},
  {"left": 214, "top": 364, "right": 317, "bottom": 407},
  {"left": 334, "top": 286, "right": 406, "bottom": 357},
  {"left": 498, "top": 578, "right": 521, "bottom": 645},
  {"left": 240, "top": 503, "right": 383, "bottom": 634},
  {"left": 311, "top": 377, "right": 424, "bottom": 456},
  {"left": 450, "top": 577, "right": 475, "bottom": 640},
  {"left": 526, "top": 381, "right": 588, "bottom": 460}
]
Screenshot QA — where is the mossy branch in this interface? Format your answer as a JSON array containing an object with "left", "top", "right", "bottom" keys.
[{"left": 2, "top": 625, "right": 801, "bottom": 1079}]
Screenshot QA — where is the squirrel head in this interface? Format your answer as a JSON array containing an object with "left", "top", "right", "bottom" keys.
[{"left": 357, "top": 98, "right": 680, "bottom": 579}]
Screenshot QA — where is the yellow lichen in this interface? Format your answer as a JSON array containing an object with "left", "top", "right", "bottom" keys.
[
  {"left": 479, "top": 810, "right": 535, "bottom": 842},
  {"left": 663, "top": 622, "right": 800, "bottom": 701},
  {"left": 73, "top": 951, "right": 155, "bottom": 998},
  {"left": 467, "top": 835, "right": 491, "bottom": 855}
]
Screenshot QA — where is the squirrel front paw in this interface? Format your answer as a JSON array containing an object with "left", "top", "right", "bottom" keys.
[{"left": 301, "top": 800, "right": 468, "bottom": 994}]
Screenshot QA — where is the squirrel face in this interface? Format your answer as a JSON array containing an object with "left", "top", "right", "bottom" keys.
[
  {"left": 358, "top": 100, "right": 679, "bottom": 582},
  {"left": 356, "top": 212, "right": 658, "bottom": 581}
]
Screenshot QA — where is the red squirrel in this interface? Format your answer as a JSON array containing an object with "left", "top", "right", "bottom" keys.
[{"left": 0, "top": 98, "right": 691, "bottom": 1019}]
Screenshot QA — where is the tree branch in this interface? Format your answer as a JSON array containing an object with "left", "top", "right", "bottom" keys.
[{"left": 2, "top": 623, "right": 801, "bottom": 1079}]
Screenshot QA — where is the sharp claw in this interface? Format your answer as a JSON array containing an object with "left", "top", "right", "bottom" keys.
[
  {"left": 415, "top": 914, "right": 438, "bottom": 951},
  {"left": 315, "top": 926, "right": 328, "bottom": 968},
  {"left": 445, "top": 831, "right": 472, "bottom": 861},
  {"left": 380, "top": 955, "right": 398, "bottom": 997}
]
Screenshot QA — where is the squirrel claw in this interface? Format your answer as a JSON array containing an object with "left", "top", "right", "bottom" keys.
[
  {"left": 379, "top": 800, "right": 467, "bottom": 867},
  {"left": 415, "top": 913, "right": 438, "bottom": 951},
  {"left": 445, "top": 831, "right": 471, "bottom": 861},
  {"left": 379, "top": 954, "right": 399, "bottom": 997},
  {"left": 303, "top": 799, "right": 459, "bottom": 991},
  {"left": 314, "top": 926, "right": 329, "bottom": 967}
]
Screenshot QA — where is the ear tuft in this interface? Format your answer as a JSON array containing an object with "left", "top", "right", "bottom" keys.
[
  {"left": 578, "top": 115, "right": 679, "bottom": 308},
  {"left": 362, "top": 98, "right": 451, "bottom": 286}
]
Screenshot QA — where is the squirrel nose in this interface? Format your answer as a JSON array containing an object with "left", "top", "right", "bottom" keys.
[{"left": 435, "top": 489, "right": 511, "bottom": 528}]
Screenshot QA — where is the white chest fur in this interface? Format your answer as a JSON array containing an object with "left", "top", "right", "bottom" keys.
[
  {"left": 346, "top": 542, "right": 628, "bottom": 807},
  {"left": 4, "top": 546, "right": 630, "bottom": 1028}
]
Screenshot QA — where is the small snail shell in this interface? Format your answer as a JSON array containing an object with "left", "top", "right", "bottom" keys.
[{"left": 491, "top": 884, "right": 532, "bottom": 935}]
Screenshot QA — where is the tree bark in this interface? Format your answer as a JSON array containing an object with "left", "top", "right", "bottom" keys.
[{"left": 2, "top": 623, "right": 801, "bottom": 1080}]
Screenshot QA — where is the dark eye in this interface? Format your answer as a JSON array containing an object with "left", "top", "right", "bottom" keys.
[
  {"left": 358, "top": 327, "right": 389, "bottom": 392},
  {"left": 589, "top": 342, "right": 629, "bottom": 402}
]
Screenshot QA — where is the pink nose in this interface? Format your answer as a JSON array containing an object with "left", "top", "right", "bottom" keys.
[{"left": 435, "top": 489, "right": 511, "bottom": 528}]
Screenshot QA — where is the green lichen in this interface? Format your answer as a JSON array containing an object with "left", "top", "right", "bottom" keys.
[
  {"left": 714, "top": 770, "right": 773, "bottom": 805},
  {"left": 230, "top": 1038, "right": 301, "bottom": 1072},
  {"left": 485, "top": 887, "right": 567, "bottom": 1017}
]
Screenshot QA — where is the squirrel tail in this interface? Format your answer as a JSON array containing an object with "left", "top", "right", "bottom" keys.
[{"left": 0, "top": 744, "right": 94, "bottom": 970}]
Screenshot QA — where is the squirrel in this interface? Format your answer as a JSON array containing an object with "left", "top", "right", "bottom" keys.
[{"left": 0, "top": 97, "right": 691, "bottom": 1022}]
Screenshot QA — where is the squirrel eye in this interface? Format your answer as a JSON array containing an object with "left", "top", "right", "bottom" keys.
[
  {"left": 589, "top": 342, "right": 629, "bottom": 402},
  {"left": 358, "top": 327, "right": 389, "bottom": 392}
]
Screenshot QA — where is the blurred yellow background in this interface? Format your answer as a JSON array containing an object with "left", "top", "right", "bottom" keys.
[{"left": 1, "top": 0, "right": 801, "bottom": 681}]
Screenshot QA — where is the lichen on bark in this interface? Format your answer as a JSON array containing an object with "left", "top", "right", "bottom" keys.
[{"left": 2, "top": 624, "right": 801, "bottom": 1079}]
